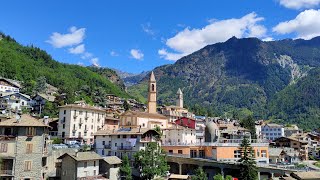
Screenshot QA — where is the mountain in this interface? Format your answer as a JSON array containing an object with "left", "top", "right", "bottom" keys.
[
  {"left": 113, "top": 69, "right": 149, "bottom": 87},
  {"left": 0, "top": 32, "right": 129, "bottom": 104},
  {"left": 128, "top": 36, "right": 320, "bottom": 129}
]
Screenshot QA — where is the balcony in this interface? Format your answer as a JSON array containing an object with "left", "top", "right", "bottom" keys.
[
  {"left": 85, "top": 116, "right": 89, "bottom": 120},
  {"left": 0, "top": 170, "right": 13, "bottom": 175},
  {"left": 73, "top": 115, "right": 78, "bottom": 119},
  {"left": 84, "top": 129, "right": 88, "bottom": 132},
  {"left": 72, "top": 128, "right": 77, "bottom": 132},
  {"left": 117, "top": 146, "right": 133, "bottom": 150},
  {"left": 104, "top": 144, "right": 112, "bottom": 149},
  {"left": 140, "top": 137, "right": 157, "bottom": 142},
  {"left": 162, "top": 139, "right": 269, "bottom": 147}
]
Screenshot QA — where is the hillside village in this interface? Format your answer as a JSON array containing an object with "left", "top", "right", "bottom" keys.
[{"left": 1, "top": 72, "right": 320, "bottom": 180}]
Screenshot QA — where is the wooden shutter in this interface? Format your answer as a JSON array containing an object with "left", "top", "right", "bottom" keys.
[
  {"left": 24, "top": 161, "right": 32, "bottom": 171},
  {"left": 26, "top": 144, "right": 33, "bottom": 153}
]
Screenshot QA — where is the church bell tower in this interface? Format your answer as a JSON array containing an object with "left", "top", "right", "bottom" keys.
[
  {"left": 176, "top": 88, "right": 183, "bottom": 108},
  {"left": 147, "top": 71, "right": 157, "bottom": 113}
]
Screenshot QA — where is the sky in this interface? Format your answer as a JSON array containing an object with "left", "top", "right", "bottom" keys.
[{"left": 1, "top": 0, "right": 320, "bottom": 73}]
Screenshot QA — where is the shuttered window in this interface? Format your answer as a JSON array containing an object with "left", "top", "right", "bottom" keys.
[
  {"left": 24, "top": 161, "right": 32, "bottom": 171},
  {"left": 26, "top": 143, "right": 33, "bottom": 153},
  {"left": 0, "top": 143, "right": 8, "bottom": 152}
]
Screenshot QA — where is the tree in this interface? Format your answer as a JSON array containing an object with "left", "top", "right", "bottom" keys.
[
  {"left": 154, "top": 125, "right": 162, "bottom": 141},
  {"left": 52, "top": 137, "right": 63, "bottom": 144},
  {"left": 123, "top": 100, "right": 130, "bottom": 111},
  {"left": 238, "top": 135, "right": 258, "bottom": 180},
  {"left": 34, "top": 76, "right": 47, "bottom": 94},
  {"left": 192, "top": 167, "right": 207, "bottom": 180},
  {"left": 225, "top": 175, "right": 233, "bottom": 180},
  {"left": 120, "top": 154, "right": 132, "bottom": 180},
  {"left": 213, "top": 173, "right": 224, "bottom": 180},
  {"left": 240, "top": 116, "right": 257, "bottom": 139},
  {"left": 134, "top": 142, "right": 169, "bottom": 180}
]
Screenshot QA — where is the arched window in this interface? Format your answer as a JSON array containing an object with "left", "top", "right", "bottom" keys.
[{"left": 151, "top": 84, "right": 155, "bottom": 91}]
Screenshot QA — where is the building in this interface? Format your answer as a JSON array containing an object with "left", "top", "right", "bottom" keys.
[
  {"left": 274, "top": 136, "right": 309, "bottom": 160},
  {"left": 58, "top": 101, "right": 106, "bottom": 145},
  {"left": 261, "top": 123, "right": 285, "bottom": 141},
  {"left": 56, "top": 151, "right": 104, "bottom": 180},
  {"left": 284, "top": 125, "right": 302, "bottom": 137},
  {"left": 94, "top": 128, "right": 160, "bottom": 159},
  {"left": 162, "top": 139, "right": 270, "bottom": 164},
  {"left": 268, "top": 147, "right": 300, "bottom": 164},
  {"left": 162, "top": 124, "right": 197, "bottom": 145},
  {"left": 147, "top": 71, "right": 157, "bottom": 114},
  {"left": 31, "top": 93, "right": 56, "bottom": 115},
  {"left": 0, "top": 92, "right": 31, "bottom": 111},
  {"left": 0, "top": 78, "right": 21, "bottom": 93},
  {"left": 0, "top": 114, "right": 50, "bottom": 179},
  {"left": 100, "top": 156, "right": 122, "bottom": 180},
  {"left": 159, "top": 88, "right": 195, "bottom": 122},
  {"left": 103, "top": 116, "right": 119, "bottom": 130}
]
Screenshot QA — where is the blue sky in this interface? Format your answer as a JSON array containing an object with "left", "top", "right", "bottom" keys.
[{"left": 1, "top": 0, "right": 320, "bottom": 73}]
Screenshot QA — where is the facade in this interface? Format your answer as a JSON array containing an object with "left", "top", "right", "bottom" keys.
[
  {"left": 120, "top": 110, "right": 168, "bottom": 129},
  {"left": 0, "top": 92, "right": 31, "bottom": 111},
  {"left": 284, "top": 125, "right": 302, "bottom": 137},
  {"left": 162, "top": 139, "right": 270, "bottom": 164},
  {"left": 57, "top": 151, "right": 103, "bottom": 180},
  {"left": 268, "top": 147, "right": 300, "bottom": 164},
  {"left": 58, "top": 102, "right": 106, "bottom": 144},
  {"left": 0, "top": 78, "right": 20, "bottom": 93},
  {"left": 274, "top": 136, "right": 309, "bottom": 160},
  {"left": 261, "top": 123, "right": 285, "bottom": 141},
  {"left": 103, "top": 116, "right": 119, "bottom": 130},
  {"left": 0, "top": 114, "right": 49, "bottom": 180},
  {"left": 100, "top": 156, "right": 122, "bottom": 180},
  {"left": 162, "top": 124, "right": 197, "bottom": 145},
  {"left": 94, "top": 128, "right": 159, "bottom": 159}
]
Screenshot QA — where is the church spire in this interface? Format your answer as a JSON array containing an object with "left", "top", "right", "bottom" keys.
[
  {"left": 147, "top": 71, "right": 157, "bottom": 113},
  {"left": 176, "top": 88, "right": 183, "bottom": 108}
]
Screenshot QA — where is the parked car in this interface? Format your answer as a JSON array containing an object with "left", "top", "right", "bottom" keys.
[{"left": 52, "top": 144, "right": 68, "bottom": 149}]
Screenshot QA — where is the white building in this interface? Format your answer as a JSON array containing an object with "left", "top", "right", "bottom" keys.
[
  {"left": 162, "top": 124, "right": 197, "bottom": 145},
  {"left": 0, "top": 92, "right": 31, "bottom": 111},
  {"left": 261, "top": 123, "right": 284, "bottom": 141},
  {"left": 0, "top": 78, "right": 20, "bottom": 93},
  {"left": 94, "top": 128, "right": 159, "bottom": 159},
  {"left": 58, "top": 102, "right": 106, "bottom": 144}
]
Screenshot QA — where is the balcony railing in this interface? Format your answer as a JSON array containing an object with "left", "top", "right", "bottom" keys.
[
  {"left": 0, "top": 170, "right": 13, "bottom": 175},
  {"left": 72, "top": 128, "right": 77, "bottom": 132},
  {"left": 117, "top": 146, "right": 133, "bottom": 150},
  {"left": 162, "top": 139, "right": 269, "bottom": 147},
  {"left": 104, "top": 144, "right": 112, "bottom": 149}
]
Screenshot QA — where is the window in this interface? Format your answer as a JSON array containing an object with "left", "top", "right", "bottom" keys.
[
  {"left": 0, "top": 143, "right": 8, "bottom": 152},
  {"left": 64, "top": 110, "right": 66, "bottom": 114},
  {"left": 178, "top": 150, "right": 183, "bottom": 154},
  {"left": 169, "top": 150, "right": 173, "bottom": 154},
  {"left": 63, "top": 124, "right": 65, "bottom": 129},
  {"left": 123, "top": 135, "right": 127, "bottom": 138},
  {"left": 94, "top": 161, "right": 96, "bottom": 167},
  {"left": 24, "top": 161, "right": 32, "bottom": 171},
  {"left": 26, "top": 127, "right": 36, "bottom": 136},
  {"left": 62, "top": 132, "right": 65, "bottom": 138},
  {"left": 118, "top": 135, "right": 120, "bottom": 138},
  {"left": 199, "top": 150, "right": 205, "bottom": 158},
  {"left": 234, "top": 150, "right": 241, "bottom": 158},
  {"left": 94, "top": 170, "right": 96, "bottom": 176},
  {"left": 151, "top": 84, "right": 155, "bottom": 91},
  {"left": 261, "top": 150, "right": 267, "bottom": 157},
  {"left": 78, "top": 132, "right": 81, "bottom": 137},
  {"left": 26, "top": 143, "right": 33, "bottom": 154},
  {"left": 115, "top": 143, "right": 117, "bottom": 147},
  {"left": 142, "top": 123, "right": 145, "bottom": 127},
  {"left": 84, "top": 162, "right": 87, "bottom": 168},
  {"left": 102, "top": 141, "right": 105, "bottom": 145},
  {"left": 102, "top": 150, "right": 104, "bottom": 155}
]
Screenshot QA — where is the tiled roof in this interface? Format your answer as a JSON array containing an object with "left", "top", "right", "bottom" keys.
[
  {"left": 121, "top": 110, "right": 167, "bottom": 119},
  {"left": 58, "top": 151, "right": 102, "bottom": 161},
  {"left": 0, "top": 114, "right": 49, "bottom": 127},
  {"left": 59, "top": 104, "right": 106, "bottom": 112},
  {"left": 95, "top": 128, "right": 159, "bottom": 136},
  {"left": 103, "top": 156, "right": 122, "bottom": 165},
  {"left": 268, "top": 148, "right": 283, "bottom": 156},
  {"left": 37, "top": 93, "right": 56, "bottom": 102}
]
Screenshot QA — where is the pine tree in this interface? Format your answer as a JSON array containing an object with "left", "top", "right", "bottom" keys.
[
  {"left": 238, "top": 135, "right": 258, "bottom": 180},
  {"left": 134, "top": 142, "right": 169, "bottom": 180},
  {"left": 192, "top": 167, "right": 207, "bottom": 180},
  {"left": 120, "top": 154, "right": 132, "bottom": 180}
]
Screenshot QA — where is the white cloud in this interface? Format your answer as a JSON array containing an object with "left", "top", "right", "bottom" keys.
[
  {"left": 68, "top": 44, "right": 85, "bottom": 54},
  {"left": 90, "top": 58, "right": 100, "bottom": 67},
  {"left": 278, "top": 0, "right": 320, "bottom": 9},
  {"left": 77, "top": 62, "right": 84, "bottom": 66},
  {"left": 273, "top": 9, "right": 320, "bottom": 40},
  {"left": 81, "top": 52, "right": 93, "bottom": 59},
  {"left": 47, "top": 26, "right": 86, "bottom": 48},
  {"left": 262, "top": 37, "right": 274, "bottom": 41},
  {"left": 159, "top": 12, "right": 267, "bottom": 61},
  {"left": 130, "top": 49, "right": 144, "bottom": 60},
  {"left": 142, "top": 23, "right": 155, "bottom": 36},
  {"left": 110, "top": 51, "right": 119, "bottom": 56}
]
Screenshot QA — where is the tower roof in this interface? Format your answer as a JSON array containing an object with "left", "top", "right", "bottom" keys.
[
  {"left": 177, "top": 88, "right": 183, "bottom": 94},
  {"left": 149, "top": 71, "right": 156, "bottom": 82}
]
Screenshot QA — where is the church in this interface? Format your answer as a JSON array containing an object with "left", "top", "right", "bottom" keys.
[{"left": 119, "top": 71, "right": 169, "bottom": 129}]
